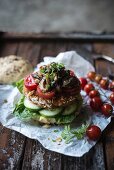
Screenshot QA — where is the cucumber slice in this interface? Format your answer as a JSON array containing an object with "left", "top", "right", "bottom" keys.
[
  {"left": 39, "top": 107, "right": 63, "bottom": 117},
  {"left": 24, "top": 98, "right": 41, "bottom": 111},
  {"left": 62, "top": 103, "right": 77, "bottom": 115}
]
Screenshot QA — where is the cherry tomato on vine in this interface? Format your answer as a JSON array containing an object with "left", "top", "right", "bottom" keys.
[
  {"left": 86, "top": 125, "right": 101, "bottom": 140},
  {"left": 79, "top": 77, "right": 88, "bottom": 90},
  {"left": 90, "top": 97, "right": 103, "bottom": 111},
  {"left": 94, "top": 74, "right": 102, "bottom": 84},
  {"left": 109, "top": 92, "right": 114, "bottom": 104},
  {"left": 109, "top": 81, "right": 114, "bottom": 92},
  {"left": 89, "top": 90, "right": 100, "bottom": 98},
  {"left": 84, "top": 83, "right": 94, "bottom": 94},
  {"left": 101, "top": 103, "right": 113, "bottom": 117},
  {"left": 87, "top": 71, "right": 96, "bottom": 81},
  {"left": 100, "top": 79, "right": 109, "bottom": 90}
]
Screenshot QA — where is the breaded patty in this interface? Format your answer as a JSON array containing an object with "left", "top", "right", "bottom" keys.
[{"left": 23, "top": 86, "right": 82, "bottom": 109}]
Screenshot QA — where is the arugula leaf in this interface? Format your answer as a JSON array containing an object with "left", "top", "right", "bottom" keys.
[
  {"left": 61, "top": 124, "right": 88, "bottom": 144},
  {"left": 16, "top": 79, "right": 24, "bottom": 93}
]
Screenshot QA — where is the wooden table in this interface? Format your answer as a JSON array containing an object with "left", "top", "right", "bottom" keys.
[{"left": 0, "top": 32, "right": 114, "bottom": 170}]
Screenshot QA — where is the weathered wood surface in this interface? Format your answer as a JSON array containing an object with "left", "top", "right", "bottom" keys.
[
  {"left": 1, "top": 32, "right": 114, "bottom": 41},
  {"left": 0, "top": 32, "right": 114, "bottom": 170}
]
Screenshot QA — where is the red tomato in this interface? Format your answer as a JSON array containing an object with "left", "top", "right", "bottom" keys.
[
  {"left": 101, "top": 103, "right": 113, "bottom": 117},
  {"left": 84, "top": 83, "right": 94, "bottom": 94},
  {"left": 89, "top": 90, "right": 100, "bottom": 98},
  {"left": 86, "top": 125, "right": 101, "bottom": 140},
  {"left": 24, "top": 75, "right": 37, "bottom": 91},
  {"left": 79, "top": 77, "right": 88, "bottom": 90},
  {"left": 90, "top": 97, "right": 103, "bottom": 111},
  {"left": 37, "top": 86, "right": 55, "bottom": 99},
  {"left": 100, "top": 79, "right": 109, "bottom": 90},
  {"left": 109, "top": 92, "right": 114, "bottom": 104},
  {"left": 87, "top": 71, "right": 96, "bottom": 81},
  {"left": 70, "top": 70, "right": 75, "bottom": 77},
  {"left": 109, "top": 81, "right": 114, "bottom": 92},
  {"left": 94, "top": 74, "right": 102, "bottom": 84}
]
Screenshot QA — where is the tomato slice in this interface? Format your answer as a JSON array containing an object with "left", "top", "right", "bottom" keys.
[
  {"left": 70, "top": 70, "right": 75, "bottom": 76},
  {"left": 37, "top": 86, "right": 55, "bottom": 99},
  {"left": 24, "top": 75, "right": 37, "bottom": 91}
]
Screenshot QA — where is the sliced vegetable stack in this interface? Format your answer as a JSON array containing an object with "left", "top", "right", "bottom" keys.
[{"left": 13, "top": 62, "right": 83, "bottom": 124}]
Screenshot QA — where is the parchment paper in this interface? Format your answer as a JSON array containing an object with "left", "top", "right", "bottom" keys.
[{"left": 0, "top": 51, "right": 111, "bottom": 157}]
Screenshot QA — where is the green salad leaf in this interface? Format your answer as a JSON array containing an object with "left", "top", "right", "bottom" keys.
[
  {"left": 16, "top": 79, "right": 24, "bottom": 93},
  {"left": 13, "top": 95, "right": 40, "bottom": 121},
  {"left": 56, "top": 114, "right": 76, "bottom": 124},
  {"left": 61, "top": 124, "right": 88, "bottom": 144}
]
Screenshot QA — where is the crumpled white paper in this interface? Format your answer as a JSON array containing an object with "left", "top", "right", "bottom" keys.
[{"left": 0, "top": 51, "right": 111, "bottom": 157}]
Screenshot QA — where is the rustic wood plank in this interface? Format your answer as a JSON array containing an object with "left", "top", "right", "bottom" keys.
[
  {"left": 101, "top": 118, "right": 114, "bottom": 170},
  {"left": 0, "top": 42, "right": 18, "bottom": 57},
  {"left": 93, "top": 43, "right": 114, "bottom": 58},
  {"left": 62, "top": 141, "right": 105, "bottom": 170},
  {"left": 1, "top": 32, "right": 114, "bottom": 41},
  {"left": 39, "top": 41, "right": 68, "bottom": 62},
  {"left": 17, "top": 42, "right": 41, "bottom": 66},
  {"left": 94, "top": 46, "right": 114, "bottom": 170},
  {"left": 0, "top": 41, "right": 27, "bottom": 170},
  {"left": 22, "top": 139, "right": 62, "bottom": 170}
]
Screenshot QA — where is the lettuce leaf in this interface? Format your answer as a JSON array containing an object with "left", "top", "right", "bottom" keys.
[
  {"left": 16, "top": 79, "right": 24, "bottom": 93},
  {"left": 56, "top": 114, "right": 76, "bottom": 124},
  {"left": 13, "top": 95, "right": 40, "bottom": 121}
]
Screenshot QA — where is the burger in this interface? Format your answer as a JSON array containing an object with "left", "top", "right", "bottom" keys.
[{"left": 13, "top": 62, "right": 83, "bottom": 124}]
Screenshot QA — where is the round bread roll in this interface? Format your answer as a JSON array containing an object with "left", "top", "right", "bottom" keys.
[{"left": 0, "top": 55, "right": 33, "bottom": 84}]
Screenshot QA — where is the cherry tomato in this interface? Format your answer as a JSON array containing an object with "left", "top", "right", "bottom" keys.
[
  {"left": 86, "top": 125, "right": 101, "bottom": 140},
  {"left": 89, "top": 90, "right": 100, "bottom": 98},
  {"left": 70, "top": 70, "right": 75, "bottom": 77},
  {"left": 84, "top": 83, "right": 94, "bottom": 94},
  {"left": 109, "top": 81, "right": 114, "bottom": 92},
  {"left": 79, "top": 77, "right": 88, "bottom": 90},
  {"left": 24, "top": 75, "right": 37, "bottom": 91},
  {"left": 101, "top": 103, "right": 113, "bottom": 117},
  {"left": 109, "top": 92, "right": 114, "bottom": 104},
  {"left": 37, "top": 86, "right": 55, "bottom": 99},
  {"left": 100, "top": 79, "right": 109, "bottom": 90},
  {"left": 95, "top": 74, "right": 102, "bottom": 84},
  {"left": 90, "top": 97, "right": 103, "bottom": 111},
  {"left": 87, "top": 71, "right": 96, "bottom": 81}
]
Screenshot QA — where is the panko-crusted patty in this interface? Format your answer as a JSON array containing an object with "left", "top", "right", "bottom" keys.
[{"left": 23, "top": 86, "right": 82, "bottom": 109}]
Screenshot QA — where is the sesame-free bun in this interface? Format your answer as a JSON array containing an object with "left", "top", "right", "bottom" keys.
[{"left": 0, "top": 55, "right": 33, "bottom": 84}]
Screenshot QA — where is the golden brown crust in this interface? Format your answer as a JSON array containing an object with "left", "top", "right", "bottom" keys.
[
  {"left": 0, "top": 55, "right": 33, "bottom": 84},
  {"left": 23, "top": 86, "right": 82, "bottom": 109}
]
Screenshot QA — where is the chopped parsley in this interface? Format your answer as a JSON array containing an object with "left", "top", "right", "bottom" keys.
[{"left": 61, "top": 124, "right": 88, "bottom": 144}]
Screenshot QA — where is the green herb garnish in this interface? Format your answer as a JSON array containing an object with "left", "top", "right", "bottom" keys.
[
  {"left": 54, "top": 129, "right": 59, "bottom": 132},
  {"left": 61, "top": 124, "right": 88, "bottom": 144}
]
